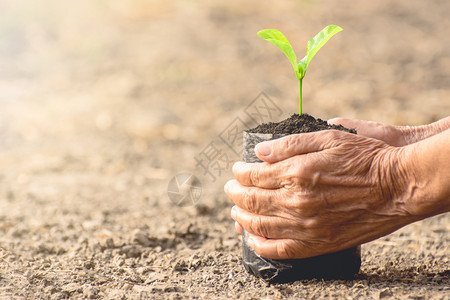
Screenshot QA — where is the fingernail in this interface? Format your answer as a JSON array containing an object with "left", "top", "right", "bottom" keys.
[
  {"left": 231, "top": 206, "right": 237, "bottom": 219},
  {"left": 256, "top": 142, "right": 271, "bottom": 156}
]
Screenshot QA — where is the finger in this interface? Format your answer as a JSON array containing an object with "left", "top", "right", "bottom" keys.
[
  {"left": 328, "top": 118, "right": 388, "bottom": 140},
  {"left": 232, "top": 161, "right": 287, "bottom": 188},
  {"left": 224, "top": 179, "right": 281, "bottom": 215},
  {"left": 327, "top": 117, "right": 360, "bottom": 129},
  {"left": 254, "top": 130, "right": 348, "bottom": 164},
  {"left": 247, "top": 234, "right": 314, "bottom": 259},
  {"left": 235, "top": 221, "right": 242, "bottom": 234},
  {"left": 231, "top": 205, "right": 300, "bottom": 239}
]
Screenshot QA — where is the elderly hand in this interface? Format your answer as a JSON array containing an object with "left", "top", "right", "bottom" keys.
[
  {"left": 224, "top": 130, "right": 420, "bottom": 259},
  {"left": 327, "top": 118, "right": 406, "bottom": 146},
  {"left": 328, "top": 116, "right": 450, "bottom": 146}
]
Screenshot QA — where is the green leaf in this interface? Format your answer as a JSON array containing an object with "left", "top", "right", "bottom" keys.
[
  {"left": 302, "top": 25, "right": 343, "bottom": 70},
  {"left": 257, "top": 29, "right": 301, "bottom": 79},
  {"left": 257, "top": 25, "right": 343, "bottom": 115}
]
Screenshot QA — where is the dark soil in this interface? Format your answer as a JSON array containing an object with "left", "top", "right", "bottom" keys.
[{"left": 247, "top": 114, "right": 357, "bottom": 135}]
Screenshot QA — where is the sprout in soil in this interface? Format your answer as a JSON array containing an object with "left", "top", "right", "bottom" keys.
[{"left": 257, "top": 25, "right": 343, "bottom": 115}]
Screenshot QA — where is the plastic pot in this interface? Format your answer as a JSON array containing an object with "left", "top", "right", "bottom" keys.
[{"left": 241, "top": 131, "right": 361, "bottom": 283}]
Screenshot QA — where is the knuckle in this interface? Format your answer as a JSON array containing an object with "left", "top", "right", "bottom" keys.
[
  {"left": 249, "top": 167, "right": 261, "bottom": 186},
  {"left": 292, "top": 199, "right": 308, "bottom": 214},
  {"left": 303, "top": 218, "right": 319, "bottom": 230},
  {"left": 285, "top": 195, "right": 314, "bottom": 217},
  {"left": 242, "top": 188, "right": 259, "bottom": 213},
  {"left": 282, "top": 135, "right": 300, "bottom": 153},
  {"left": 248, "top": 216, "right": 268, "bottom": 238},
  {"left": 276, "top": 161, "right": 303, "bottom": 189},
  {"left": 276, "top": 241, "right": 294, "bottom": 259}
]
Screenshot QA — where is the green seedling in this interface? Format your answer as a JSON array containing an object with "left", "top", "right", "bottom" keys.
[{"left": 258, "top": 25, "right": 343, "bottom": 115}]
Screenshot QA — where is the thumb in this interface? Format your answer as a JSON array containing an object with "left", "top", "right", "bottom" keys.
[{"left": 255, "top": 130, "right": 347, "bottom": 163}]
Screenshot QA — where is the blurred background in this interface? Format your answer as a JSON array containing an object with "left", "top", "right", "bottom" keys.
[
  {"left": 0, "top": 0, "right": 449, "bottom": 297},
  {"left": 1, "top": 0, "right": 450, "bottom": 221},
  {"left": 1, "top": 0, "right": 450, "bottom": 227},
  {"left": 1, "top": 0, "right": 449, "bottom": 197}
]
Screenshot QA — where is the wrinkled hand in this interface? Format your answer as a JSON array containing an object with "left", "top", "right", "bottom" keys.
[
  {"left": 329, "top": 117, "right": 450, "bottom": 146},
  {"left": 328, "top": 118, "right": 406, "bottom": 146},
  {"left": 225, "top": 130, "right": 418, "bottom": 259}
]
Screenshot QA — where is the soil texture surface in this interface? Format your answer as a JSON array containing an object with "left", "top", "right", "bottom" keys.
[
  {"left": 247, "top": 113, "right": 356, "bottom": 134},
  {"left": 0, "top": 0, "right": 448, "bottom": 299}
]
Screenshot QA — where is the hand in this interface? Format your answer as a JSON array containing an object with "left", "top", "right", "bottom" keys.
[
  {"left": 328, "top": 116, "right": 450, "bottom": 146},
  {"left": 225, "top": 130, "right": 418, "bottom": 259},
  {"left": 327, "top": 118, "right": 406, "bottom": 146}
]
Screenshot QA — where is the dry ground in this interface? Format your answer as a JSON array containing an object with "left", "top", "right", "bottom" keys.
[{"left": 0, "top": 0, "right": 448, "bottom": 299}]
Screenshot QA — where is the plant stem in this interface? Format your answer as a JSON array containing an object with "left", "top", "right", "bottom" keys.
[{"left": 299, "top": 79, "right": 303, "bottom": 115}]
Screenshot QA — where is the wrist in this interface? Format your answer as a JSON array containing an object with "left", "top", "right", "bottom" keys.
[
  {"left": 397, "top": 125, "right": 433, "bottom": 145},
  {"left": 400, "top": 130, "right": 450, "bottom": 218},
  {"left": 396, "top": 117, "right": 450, "bottom": 145},
  {"left": 374, "top": 146, "right": 419, "bottom": 222}
]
